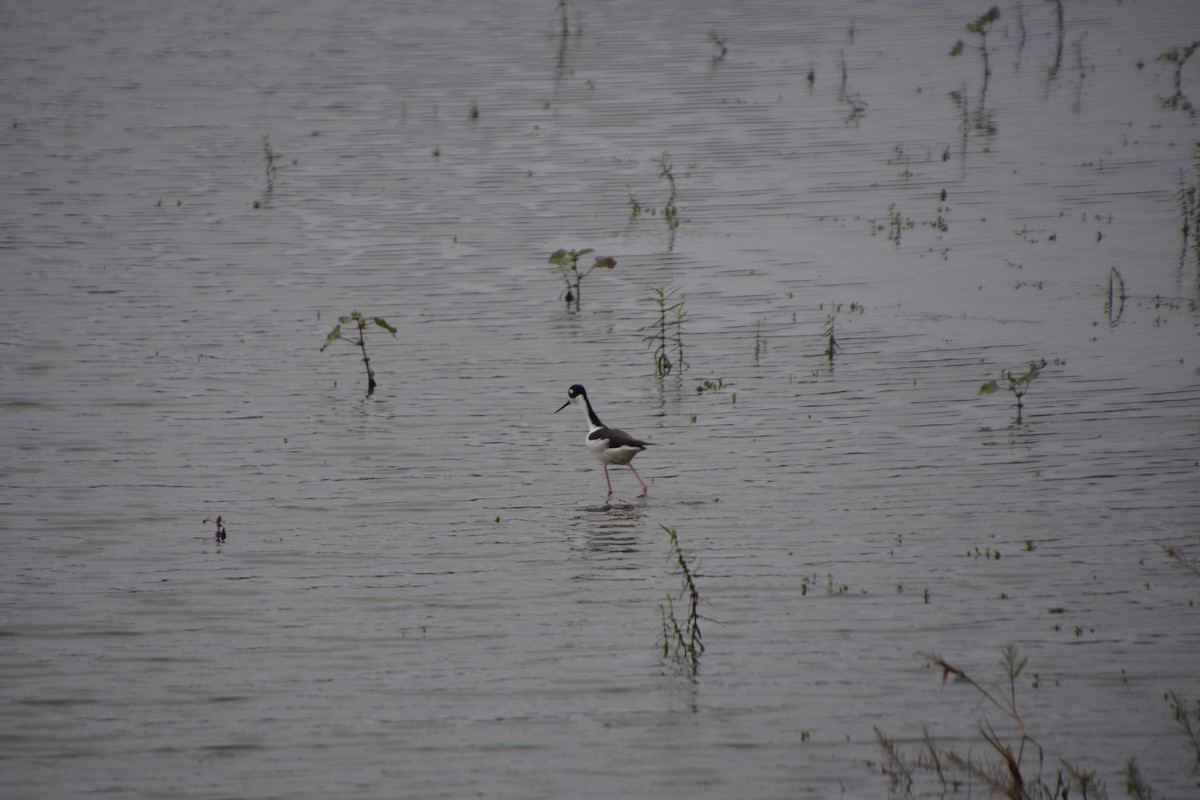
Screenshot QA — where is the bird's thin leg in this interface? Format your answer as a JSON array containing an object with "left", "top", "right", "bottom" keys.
[
  {"left": 628, "top": 464, "right": 649, "bottom": 497},
  {"left": 603, "top": 465, "right": 614, "bottom": 495}
]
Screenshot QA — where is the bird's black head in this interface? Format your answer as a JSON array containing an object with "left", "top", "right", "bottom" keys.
[{"left": 556, "top": 384, "right": 587, "bottom": 413}]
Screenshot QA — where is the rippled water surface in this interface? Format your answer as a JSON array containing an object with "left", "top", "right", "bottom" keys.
[{"left": 2, "top": 1, "right": 1199, "bottom": 798}]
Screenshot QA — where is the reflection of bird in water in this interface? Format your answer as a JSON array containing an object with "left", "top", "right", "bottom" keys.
[{"left": 556, "top": 384, "right": 652, "bottom": 497}]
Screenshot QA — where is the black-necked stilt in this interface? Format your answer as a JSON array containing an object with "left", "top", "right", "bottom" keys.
[{"left": 556, "top": 384, "right": 652, "bottom": 497}]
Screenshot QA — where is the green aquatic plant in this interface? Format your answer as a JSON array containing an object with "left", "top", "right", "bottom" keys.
[
  {"left": 823, "top": 312, "right": 840, "bottom": 365},
  {"left": 1108, "top": 266, "right": 1126, "bottom": 325},
  {"left": 553, "top": 0, "right": 581, "bottom": 37},
  {"left": 652, "top": 152, "right": 681, "bottom": 229},
  {"left": 626, "top": 187, "right": 642, "bottom": 219},
  {"left": 260, "top": 134, "right": 279, "bottom": 193},
  {"left": 950, "top": 7, "right": 1000, "bottom": 90},
  {"left": 837, "top": 50, "right": 868, "bottom": 125},
  {"left": 709, "top": 30, "right": 728, "bottom": 64},
  {"left": 1159, "top": 539, "right": 1200, "bottom": 579},
  {"left": 1157, "top": 41, "right": 1198, "bottom": 113},
  {"left": 549, "top": 248, "right": 616, "bottom": 309},
  {"left": 642, "top": 284, "right": 688, "bottom": 377},
  {"left": 979, "top": 357, "right": 1048, "bottom": 424},
  {"left": 1163, "top": 690, "right": 1200, "bottom": 769},
  {"left": 658, "top": 525, "right": 704, "bottom": 674},
  {"left": 821, "top": 302, "right": 861, "bottom": 366},
  {"left": 886, "top": 204, "right": 907, "bottom": 245},
  {"left": 321, "top": 310, "right": 398, "bottom": 396},
  {"left": 1177, "top": 144, "right": 1200, "bottom": 270},
  {"left": 203, "top": 515, "right": 226, "bottom": 544}
]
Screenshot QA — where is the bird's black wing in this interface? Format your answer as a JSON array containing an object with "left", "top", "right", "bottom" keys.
[{"left": 591, "top": 426, "right": 653, "bottom": 448}]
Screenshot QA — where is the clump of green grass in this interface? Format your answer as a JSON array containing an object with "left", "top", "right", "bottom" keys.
[
  {"left": 549, "top": 248, "right": 616, "bottom": 309},
  {"left": 876, "top": 647, "right": 1107, "bottom": 799},
  {"left": 658, "top": 525, "right": 704, "bottom": 674},
  {"left": 321, "top": 311, "right": 398, "bottom": 396}
]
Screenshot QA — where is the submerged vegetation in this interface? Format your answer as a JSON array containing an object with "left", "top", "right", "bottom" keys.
[{"left": 321, "top": 310, "right": 398, "bottom": 396}]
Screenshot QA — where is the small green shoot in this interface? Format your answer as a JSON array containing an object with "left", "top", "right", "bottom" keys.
[
  {"left": 979, "top": 357, "right": 1048, "bottom": 423},
  {"left": 549, "top": 248, "right": 616, "bottom": 309},
  {"left": 321, "top": 311, "right": 398, "bottom": 396}
]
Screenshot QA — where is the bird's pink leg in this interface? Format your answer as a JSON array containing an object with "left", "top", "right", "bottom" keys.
[
  {"left": 628, "top": 464, "right": 649, "bottom": 496},
  {"left": 603, "top": 465, "right": 614, "bottom": 495}
]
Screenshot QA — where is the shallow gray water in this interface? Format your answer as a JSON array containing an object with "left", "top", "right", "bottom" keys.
[{"left": 2, "top": 0, "right": 1199, "bottom": 797}]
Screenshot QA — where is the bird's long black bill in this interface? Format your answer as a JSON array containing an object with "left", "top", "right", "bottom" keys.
[{"left": 555, "top": 400, "right": 571, "bottom": 413}]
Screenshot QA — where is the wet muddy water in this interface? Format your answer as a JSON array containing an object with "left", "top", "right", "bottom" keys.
[{"left": 2, "top": 1, "right": 1199, "bottom": 797}]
